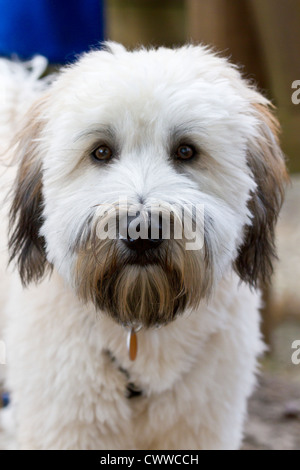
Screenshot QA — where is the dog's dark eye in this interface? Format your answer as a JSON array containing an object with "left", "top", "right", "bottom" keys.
[
  {"left": 92, "top": 145, "right": 113, "bottom": 161},
  {"left": 175, "top": 145, "right": 195, "bottom": 161}
]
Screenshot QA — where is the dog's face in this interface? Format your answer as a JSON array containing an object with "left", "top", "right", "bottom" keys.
[{"left": 9, "top": 43, "right": 287, "bottom": 327}]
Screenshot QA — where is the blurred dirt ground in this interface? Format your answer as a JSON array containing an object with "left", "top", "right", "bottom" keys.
[
  {"left": 243, "top": 373, "right": 300, "bottom": 450},
  {"left": 243, "top": 320, "right": 300, "bottom": 450}
]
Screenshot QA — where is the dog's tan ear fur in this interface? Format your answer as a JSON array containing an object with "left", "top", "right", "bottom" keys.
[
  {"left": 8, "top": 96, "right": 51, "bottom": 285},
  {"left": 235, "top": 103, "right": 288, "bottom": 287}
]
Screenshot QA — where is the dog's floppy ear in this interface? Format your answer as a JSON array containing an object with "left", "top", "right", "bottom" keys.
[
  {"left": 8, "top": 96, "right": 51, "bottom": 285},
  {"left": 234, "top": 102, "right": 288, "bottom": 287}
]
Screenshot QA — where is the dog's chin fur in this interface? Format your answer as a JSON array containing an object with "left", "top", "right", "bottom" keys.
[
  {"left": 75, "top": 238, "right": 211, "bottom": 327},
  {"left": 73, "top": 203, "right": 212, "bottom": 327}
]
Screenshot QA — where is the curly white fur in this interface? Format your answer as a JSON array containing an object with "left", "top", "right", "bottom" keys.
[{"left": 0, "top": 43, "right": 287, "bottom": 449}]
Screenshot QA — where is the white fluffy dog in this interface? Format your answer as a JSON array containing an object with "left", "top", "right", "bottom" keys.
[{"left": 0, "top": 43, "right": 287, "bottom": 450}]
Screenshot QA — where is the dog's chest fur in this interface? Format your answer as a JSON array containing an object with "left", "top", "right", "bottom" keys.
[{"left": 2, "top": 267, "right": 262, "bottom": 449}]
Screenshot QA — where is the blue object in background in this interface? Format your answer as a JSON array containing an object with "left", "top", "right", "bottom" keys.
[
  {"left": 0, "top": 392, "right": 10, "bottom": 408},
  {"left": 0, "top": 0, "right": 105, "bottom": 63}
]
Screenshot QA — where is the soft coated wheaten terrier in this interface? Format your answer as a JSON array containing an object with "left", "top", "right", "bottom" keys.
[{"left": 0, "top": 43, "right": 287, "bottom": 449}]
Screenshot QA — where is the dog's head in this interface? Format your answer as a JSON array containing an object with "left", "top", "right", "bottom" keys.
[{"left": 8, "top": 43, "right": 287, "bottom": 327}]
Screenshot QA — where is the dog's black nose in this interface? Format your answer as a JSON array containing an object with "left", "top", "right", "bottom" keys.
[{"left": 121, "top": 214, "right": 164, "bottom": 253}]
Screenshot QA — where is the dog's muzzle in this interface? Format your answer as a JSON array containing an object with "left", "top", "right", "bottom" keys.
[{"left": 74, "top": 204, "right": 212, "bottom": 328}]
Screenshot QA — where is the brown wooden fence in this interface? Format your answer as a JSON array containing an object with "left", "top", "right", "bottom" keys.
[{"left": 107, "top": 0, "right": 300, "bottom": 172}]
